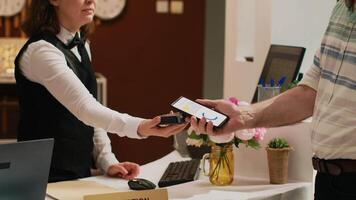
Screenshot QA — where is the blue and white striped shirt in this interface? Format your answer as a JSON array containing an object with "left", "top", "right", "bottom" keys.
[{"left": 300, "top": 1, "right": 356, "bottom": 159}]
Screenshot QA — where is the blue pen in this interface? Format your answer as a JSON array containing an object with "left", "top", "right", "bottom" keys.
[
  {"left": 258, "top": 79, "right": 265, "bottom": 87},
  {"left": 270, "top": 79, "right": 275, "bottom": 87},
  {"left": 278, "top": 76, "right": 287, "bottom": 87}
]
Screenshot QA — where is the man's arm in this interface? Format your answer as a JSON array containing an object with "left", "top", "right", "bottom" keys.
[
  {"left": 242, "top": 85, "right": 316, "bottom": 128},
  {"left": 191, "top": 85, "right": 317, "bottom": 135}
]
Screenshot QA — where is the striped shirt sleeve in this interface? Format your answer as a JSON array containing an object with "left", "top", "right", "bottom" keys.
[{"left": 299, "top": 48, "right": 321, "bottom": 91}]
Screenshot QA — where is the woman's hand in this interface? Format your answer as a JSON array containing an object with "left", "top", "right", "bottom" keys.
[
  {"left": 138, "top": 116, "right": 188, "bottom": 138},
  {"left": 107, "top": 162, "right": 140, "bottom": 180}
]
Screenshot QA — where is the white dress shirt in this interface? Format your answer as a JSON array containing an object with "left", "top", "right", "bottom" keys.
[{"left": 19, "top": 26, "right": 144, "bottom": 173}]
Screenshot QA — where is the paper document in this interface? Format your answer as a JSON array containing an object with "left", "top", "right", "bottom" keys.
[{"left": 47, "top": 180, "right": 120, "bottom": 200}]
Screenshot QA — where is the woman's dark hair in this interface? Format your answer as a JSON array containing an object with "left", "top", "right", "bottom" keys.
[
  {"left": 345, "top": 0, "right": 355, "bottom": 10},
  {"left": 22, "top": 0, "right": 95, "bottom": 39}
]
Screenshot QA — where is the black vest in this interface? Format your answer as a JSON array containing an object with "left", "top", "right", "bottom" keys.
[{"left": 14, "top": 32, "right": 97, "bottom": 182}]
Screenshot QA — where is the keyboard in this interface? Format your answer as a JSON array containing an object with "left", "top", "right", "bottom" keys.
[{"left": 158, "top": 159, "right": 201, "bottom": 187}]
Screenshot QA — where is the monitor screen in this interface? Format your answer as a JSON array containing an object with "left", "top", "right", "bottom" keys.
[{"left": 252, "top": 45, "right": 305, "bottom": 103}]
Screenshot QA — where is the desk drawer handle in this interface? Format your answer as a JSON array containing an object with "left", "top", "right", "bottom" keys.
[{"left": 0, "top": 162, "right": 10, "bottom": 169}]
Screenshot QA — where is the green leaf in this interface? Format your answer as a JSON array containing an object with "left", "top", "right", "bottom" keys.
[
  {"left": 187, "top": 131, "right": 202, "bottom": 140},
  {"left": 201, "top": 134, "right": 209, "bottom": 143},
  {"left": 247, "top": 139, "right": 261, "bottom": 149},
  {"left": 268, "top": 137, "right": 290, "bottom": 149},
  {"left": 234, "top": 137, "right": 241, "bottom": 148}
]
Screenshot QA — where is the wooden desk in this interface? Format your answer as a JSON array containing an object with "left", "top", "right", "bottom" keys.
[{"left": 46, "top": 150, "right": 312, "bottom": 200}]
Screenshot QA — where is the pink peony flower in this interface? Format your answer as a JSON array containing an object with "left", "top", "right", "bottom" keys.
[
  {"left": 253, "top": 128, "right": 266, "bottom": 141},
  {"left": 228, "top": 97, "right": 239, "bottom": 105},
  {"left": 209, "top": 132, "right": 235, "bottom": 144},
  {"left": 235, "top": 129, "right": 255, "bottom": 140}
]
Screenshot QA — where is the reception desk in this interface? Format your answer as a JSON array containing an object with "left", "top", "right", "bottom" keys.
[{"left": 46, "top": 122, "right": 314, "bottom": 200}]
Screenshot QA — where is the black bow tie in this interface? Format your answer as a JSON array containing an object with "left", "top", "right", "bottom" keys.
[
  {"left": 67, "top": 32, "right": 92, "bottom": 71},
  {"left": 67, "top": 33, "right": 85, "bottom": 49}
]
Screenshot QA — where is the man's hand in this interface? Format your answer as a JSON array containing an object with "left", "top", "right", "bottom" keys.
[
  {"left": 138, "top": 116, "right": 188, "bottom": 138},
  {"left": 189, "top": 99, "right": 245, "bottom": 136},
  {"left": 107, "top": 162, "right": 140, "bottom": 180},
  {"left": 190, "top": 86, "right": 316, "bottom": 136}
]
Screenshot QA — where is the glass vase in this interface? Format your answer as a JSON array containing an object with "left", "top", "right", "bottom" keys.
[{"left": 204, "top": 144, "right": 234, "bottom": 186}]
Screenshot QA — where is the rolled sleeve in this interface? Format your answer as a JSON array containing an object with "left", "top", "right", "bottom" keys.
[{"left": 298, "top": 49, "right": 321, "bottom": 91}]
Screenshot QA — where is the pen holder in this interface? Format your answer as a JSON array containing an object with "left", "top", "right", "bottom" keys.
[{"left": 257, "top": 85, "right": 281, "bottom": 102}]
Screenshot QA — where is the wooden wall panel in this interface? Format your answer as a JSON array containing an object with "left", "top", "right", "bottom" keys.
[{"left": 1, "top": 0, "right": 205, "bottom": 165}]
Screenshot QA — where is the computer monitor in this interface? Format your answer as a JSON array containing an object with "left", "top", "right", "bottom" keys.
[
  {"left": 0, "top": 139, "right": 54, "bottom": 200},
  {"left": 252, "top": 44, "right": 306, "bottom": 103}
]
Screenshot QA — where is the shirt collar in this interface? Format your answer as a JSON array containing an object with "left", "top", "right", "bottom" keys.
[{"left": 57, "top": 26, "right": 81, "bottom": 46}]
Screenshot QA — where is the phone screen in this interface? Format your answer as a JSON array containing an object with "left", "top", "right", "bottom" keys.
[{"left": 171, "top": 97, "right": 228, "bottom": 127}]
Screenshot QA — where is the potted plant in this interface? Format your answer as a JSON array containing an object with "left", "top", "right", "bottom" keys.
[{"left": 266, "top": 137, "right": 292, "bottom": 184}]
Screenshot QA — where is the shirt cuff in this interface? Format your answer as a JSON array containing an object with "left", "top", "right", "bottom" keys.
[
  {"left": 123, "top": 117, "right": 146, "bottom": 139},
  {"left": 298, "top": 65, "right": 320, "bottom": 91},
  {"left": 99, "top": 153, "right": 119, "bottom": 174},
  {"left": 298, "top": 77, "right": 318, "bottom": 91}
]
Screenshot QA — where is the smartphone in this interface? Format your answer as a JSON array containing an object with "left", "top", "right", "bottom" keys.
[
  {"left": 171, "top": 96, "right": 229, "bottom": 128},
  {"left": 158, "top": 113, "right": 184, "bottom": 127}
]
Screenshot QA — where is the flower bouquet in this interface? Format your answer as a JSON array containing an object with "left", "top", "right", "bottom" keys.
[{"left": 186, "top": 97, "right": 266, "bottom": 185}]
